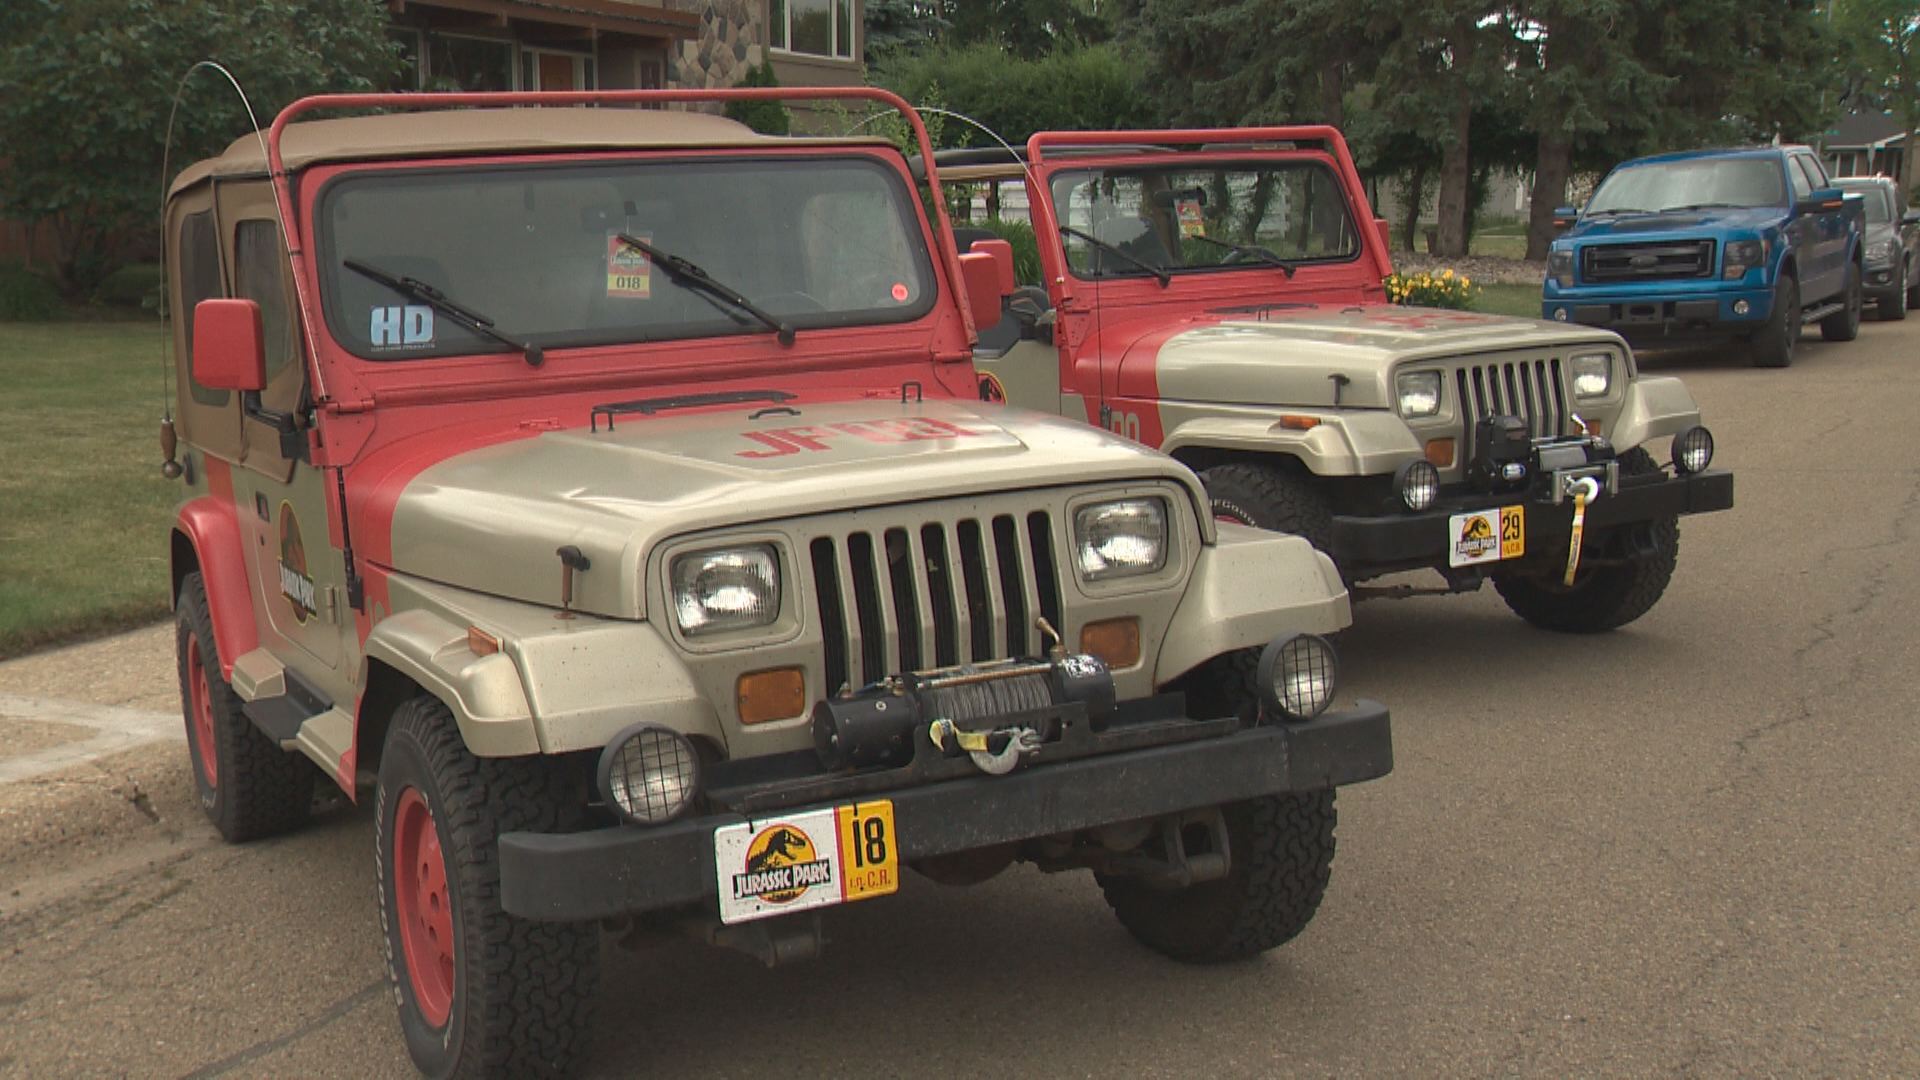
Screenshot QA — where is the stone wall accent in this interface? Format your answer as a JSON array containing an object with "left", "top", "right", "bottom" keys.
[{"left": 663, "top": 0, "right": 764, "bottom": 94}]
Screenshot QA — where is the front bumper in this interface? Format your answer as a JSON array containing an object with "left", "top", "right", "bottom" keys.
[
  {"left": 498, "top": 700, "right": 1392, "bottom": 921},
  {"left": 1541, "top": 286, "right": 1772, "bottom": 343},
  {"left": 1330, "top": 468, "right": 1734, "bottom": 573}
]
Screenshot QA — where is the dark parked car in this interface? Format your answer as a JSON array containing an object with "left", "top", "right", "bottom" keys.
[{"left": 1834, "top": 175, "right": 1920, "bottom": 320}]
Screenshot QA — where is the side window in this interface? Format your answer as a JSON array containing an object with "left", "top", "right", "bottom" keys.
[
  {"left": 1785, "top": 158, "right": 1813, "bottom": 202},
  {"left": 1796, "top": 154, "right": 1831, "bottom": 190},
  {"left": 178, "top": 210, "right": 228, "bottom": 406},
  {"left": 234, "top": 219, "right": 295, "bottom": 382}
]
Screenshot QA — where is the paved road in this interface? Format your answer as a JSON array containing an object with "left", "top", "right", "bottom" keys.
[{"left": 3, "top": 317, "right": 1917, "bottom": 1078}]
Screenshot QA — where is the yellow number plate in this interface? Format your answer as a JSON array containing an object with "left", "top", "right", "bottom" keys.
[{"left": 713, "top": 799, "right": 898, "bottom": 924}]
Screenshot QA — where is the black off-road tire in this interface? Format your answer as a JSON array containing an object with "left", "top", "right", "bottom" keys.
[
  {"left": 1202, "top": 460, "right": 1337, "bottom": 563},
  {"left": 1906, "top": 259, "right": 1919, "bottom": 309},
  {"left": 175, "top": 571, "right": 314, "bottom": 842},
  {"left": 1492, "top": 448, "right": 1679, "bottom": 633},
  {"left": 376, "top": 697, "right": 600, "bottom": 1080},
  {"left": 1097, "top": 791, "right": 1337, "bottom": 963},
  {"left": 1751, "top": 275, "right": 1798, "bottom": 368},
  {"left": 1878, "top": 262, "right": 1907, "bottom": 321},
  {"left": 1820, "top": 262, "right": 1863, "bottom": 342}
]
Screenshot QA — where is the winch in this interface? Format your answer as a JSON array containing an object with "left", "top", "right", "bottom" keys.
[{"left": 811, "top": 653, "right": 1116, "bottom": 771}]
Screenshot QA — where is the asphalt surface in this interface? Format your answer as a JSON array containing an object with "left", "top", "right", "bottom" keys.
[{"left": 3, "top": 315, "right": 1917, "bottom": 1078}]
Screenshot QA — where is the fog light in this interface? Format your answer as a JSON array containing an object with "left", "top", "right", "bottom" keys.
[
  {"left": 1733, "top": 299, "right": 1751, "bottom": 316},
  {"left": 1673, "top": 425, "right": 1714, "bottom": 475},
  {"left": 1393, "top": 459, "right": 1440, "bottom": 511},
  {"left": 1257, "top": 634, "right": 1339, "bottom": 722},
  {"left": 598, "top": 723, "right": 700, "bottom": 825},
  {"left": 1080, "top": 617, "right": 1142, "bottom": 669},
  {"left": 1553, "top": 307, "right": 1569, "bottom": 322},
  {"left": 737, "top": 668, "right": 807, "bottom": 725}
]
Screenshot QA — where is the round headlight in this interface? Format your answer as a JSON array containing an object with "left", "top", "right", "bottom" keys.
[
  {"left": 599, "top": 723, "right": 701, "bottom": 825},
  {"left": 1394, "top": 459, "right": 1440, "bottom": 512},
  {"left": 1256, "top": 634, "right": 1339, "bottom": 722},
  {"left": 1672, "top": 426, "right": 1714, "bottom": 475}
]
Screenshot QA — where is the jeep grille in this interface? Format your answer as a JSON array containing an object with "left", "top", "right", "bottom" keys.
[
  {"left": 808, "top": 509, "right": 1065, "bottom": 693},
  {"left": 1581, "top": 240, "right": 1716, "bottom": 284},
  {"left": 1455, "top": 358, "right": 1570, "bottom": 442}
]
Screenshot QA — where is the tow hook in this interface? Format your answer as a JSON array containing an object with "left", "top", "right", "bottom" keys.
[
  {"left": 928, "top": 718, "right": 1042, "bottom": 776},
  {"left": 1563, "top": 475, "right": 1602, "bottom": 585}
]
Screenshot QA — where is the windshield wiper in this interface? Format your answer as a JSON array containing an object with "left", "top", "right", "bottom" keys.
[
  {"left": 1187, "top": 234, "right": 1300, "bottom": 277},
  {"left": 616, "top": 234, "right": 795, "bottom": 346},
  {"left": 1059, "top": 226, "right": 1172, "bottom": 287},
  {"left": 342, "top": 259, "right": 543, "bottom": 367},
  {"left": 1587, "top": 208, "right": 1650, "bottom": 217},
  {"left": 1664, "top": 202, "right": 1750, "bottom": 213}
]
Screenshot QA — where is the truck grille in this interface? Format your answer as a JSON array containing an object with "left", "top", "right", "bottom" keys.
[
  {"left": 1581, "top": 241, "right": 1715, "bottom": 283},
  {"left": 808, "top": 509, "right": 1065, "bottom": 693},
  {"left": 1455, "top": 358, "right": 1569, "bottom": 442}
]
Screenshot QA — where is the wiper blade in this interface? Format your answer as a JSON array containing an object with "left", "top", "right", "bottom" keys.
[
  {"left": 1587, "top": 208, "right": 1649, "bottom": 216},
  {"left": 1187, "top": 234, "right": 1299, "bottom": 277},
  {"left": 1059, "top": 225, "right": 1172, "bottom": 287},
  {"left": 616, "top": 233, "right": 795, "bottom": 346},
  {"left": 1665, "top": 203, "right": 1748, "bottom": 212},
  {"left": 342, "top": 259, "right": 544, "bottom": 367}
]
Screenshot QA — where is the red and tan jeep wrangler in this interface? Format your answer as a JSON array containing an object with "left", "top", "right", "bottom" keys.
[
  {"left": 937, "top": 127, "right": 1735, "bottom": 631},
  {"left": 162, "top": 91, "right": 1392, "bottom": 1076}
]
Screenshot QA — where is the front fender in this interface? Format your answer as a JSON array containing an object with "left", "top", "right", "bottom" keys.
[
  {"left": 173, "top": 499, "right": 258, "bottom": 680},
  {"left": 1154, "top": 523, "right": 1350, "bottom": 685},
  {"left": 373, "top": 574, "right": 726, "bottom": 758},
  {"left": 1610, "top": 376, "right": 1703, "bottom": 452},
  {"left": 1162, "top": 411, "right": 1420, "bottom": 477}
]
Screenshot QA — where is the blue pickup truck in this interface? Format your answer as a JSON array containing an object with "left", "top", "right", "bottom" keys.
[{"left": 1543, "top": 146, "right": 1865, "bottom": 367}]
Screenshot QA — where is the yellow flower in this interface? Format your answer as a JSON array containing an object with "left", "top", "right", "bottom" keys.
[
  {"left": 1460, "top": 276, "right": 1471, "bottom": 287},
  {"left": 1441, "top": 268, "right": 1454, "bottom": 279}
]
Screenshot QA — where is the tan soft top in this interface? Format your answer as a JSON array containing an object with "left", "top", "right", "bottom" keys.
[{"left": 168, "top": 108, "right": 889, "bottom": 197}]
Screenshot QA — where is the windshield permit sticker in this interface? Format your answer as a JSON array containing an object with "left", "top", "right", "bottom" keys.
[
  {"left": 1176, "top": 199, "right": 1206, "bottom": 238},
  {"left": 370, "top": 305, "right": 434, "bottom": 348},
  {"left": 608, "top": 232, "right": 651, "bottom": 298},
  {"left": 737, "top": 418, "right": 989, "bottom": 459},
  {"left": 890, "top": 282, "right": 910, "bottom": 302}
]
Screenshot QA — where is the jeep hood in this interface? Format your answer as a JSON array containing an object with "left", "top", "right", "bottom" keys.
[
  {"left": 1121, "top": 307, "right": 1623, "bottom": 410},
  {"left": 381, "top": 399, "right": 1192, "bottom": 616}
]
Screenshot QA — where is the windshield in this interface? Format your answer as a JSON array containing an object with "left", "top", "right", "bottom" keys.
[
  {"left": 1048, "top": 160, "right": 1359, "bottom": 280},
  {"left": 1841, "top": 184, "right": 1893, "bottom": 224},
  {"left": 318, "top": 156, "right": 937, "bottom": 360},
  {"left": 1587, "top": 157, "right": 1786, "bottom": 214}
]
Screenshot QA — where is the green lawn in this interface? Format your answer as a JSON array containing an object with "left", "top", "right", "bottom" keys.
[
  {"left": 0, "top": 320, "right": 178, "bottom": 658},
  {"left": 1474, "top": 283, "right": 1545, "bottom": 319}
]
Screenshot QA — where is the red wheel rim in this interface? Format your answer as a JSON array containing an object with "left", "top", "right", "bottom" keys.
[
  {"left": 394, "top": 788, "right": 455, "bottom": 1028},
  {"left": 186, "top": 635, "right": 218, "bottom": 788}
]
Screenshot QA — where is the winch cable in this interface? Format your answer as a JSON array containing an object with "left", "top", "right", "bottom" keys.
[{"left": 1564, "top": 476, "right": 1602, "bottom": 585}]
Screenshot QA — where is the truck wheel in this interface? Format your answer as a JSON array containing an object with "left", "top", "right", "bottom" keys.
[
  {"left": 1751, "top": 276, "right": 1798, "bottom": 368},
  {"left": 376, "top": 696, "right": 600, "bottom": 1080},
  {"left": 1202, "top": 460, "right": 1337, "bottom": 566},
  {"left": 1906, "top": 259, "right": 1919, "bottom": 309},
  {"left": 1492, "top": 448, "right": 1679, "bottom": 633},
  {"left": 1880, "top": 263, "right": 1907, "bottom": 321},
  {"left": 175, "top": 571, "right": 314, "bottom": 842},
  {"left": 1097, "top": 791, "right": 1337, "bottom": 963},
  {"left": 1820, "top": 262, "right": 1863, "bottom": 341}
]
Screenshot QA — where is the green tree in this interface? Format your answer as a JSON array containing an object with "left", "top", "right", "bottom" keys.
[
  {"left": 938, "top": 0, "right": 1111, "bottom": 58},
  {"left": 0, "top": 0, "right": 396, "bottom": 299},
  {"left": 723, "top": 62, "right": 792, "bottom": 135},
  {"left": 1835, "top": 0, "right": 1920, "bottom": 202},
  {"left": 864, "top": 0, "right": 949, "bottom": 61},
  {"left": 873, "top": 42, "right": 1159, "bottom": 149}
]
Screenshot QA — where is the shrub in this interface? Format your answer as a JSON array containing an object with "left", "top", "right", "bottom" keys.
[
  {"left": 0, "top": 262, "right": 62, "bottom": 321},
  {"left": 724, "top": 63, "right": 790, "bottom": 136},
  {"left": 973, "top": 218, "right": 1043, "bottom": 287},
  {"left": 1385, "top": 268, "right": 1477, "bottom": 310}
]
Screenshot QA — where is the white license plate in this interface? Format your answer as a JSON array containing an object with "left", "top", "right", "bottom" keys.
[
  {"left": 1447, "top": 506, "right": 1525, "bottom": 567},
  {"left": 713, "top": 800, "right": 899, "bottom": 925}
]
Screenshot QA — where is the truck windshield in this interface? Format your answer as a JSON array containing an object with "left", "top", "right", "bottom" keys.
[
  {"left": 1587, "top": 158, "right": 1786, "bottom": 215},
  {"left": 1048, "top": 161, "right": 1358, "bottom": 281},
  {"left": 318, "top": 156, "right": 937, "bottom": 360}
]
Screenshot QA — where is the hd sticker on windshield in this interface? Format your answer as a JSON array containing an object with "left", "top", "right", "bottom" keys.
[
  {"left": 370, "top": 305, "right": 433, "bottom": 348},
  {"left": 607, "top": 233, "right": 651, "bottom": 298}
]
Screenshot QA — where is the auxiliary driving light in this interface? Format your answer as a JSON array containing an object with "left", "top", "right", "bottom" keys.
[
  {"left": 1394, "top": 459, "right": 1440, "bottom": 511},
  {"left": 1257, "top": 634, "right": 1339, "bottom": 722},
  {"left": 598, "top": 723, "right": 701, "bottom": 825},
  {"left": 1672, "top": 425, "right": 1714, "bottom": 475},
  {"left": 1733, "top": 299, "right": 1751, "bottom": 316}
]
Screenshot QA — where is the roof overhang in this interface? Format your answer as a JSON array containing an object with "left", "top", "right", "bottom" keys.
[{"left": 389, "top": 0, "right": 700, "bottom": 39}]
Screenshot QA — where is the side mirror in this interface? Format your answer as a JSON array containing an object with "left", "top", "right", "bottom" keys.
[
  {"left": 192, "top": 298, "right": 266, "bottom": 392},
  {"left": 1373, "top": 217, "right": 1392, "bottom": 253},
  {"left": 957, "top": 251, "right": 1009, "bottom": 333},
  {"left": 1903, "top": 208, "right": 1920, "bottom": 226},
  {"left": 1800, "top": 187, "right": 1846, "bottom": 214},
  {"left": 969, "top": 238, "right": 1018, "bottom": 294},
  {"left": 1552, "top": 205, "right": 1578, "bottom": 232}
]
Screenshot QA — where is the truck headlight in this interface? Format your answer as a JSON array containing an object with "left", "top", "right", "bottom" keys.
[
  {"left": 1074, "top": 498, "right": 1168, "bottom": 580},
  {"left": 671, "top": 545, "right": 779, "bottom": 635},
  {"left": 1256, "top": 634, "right": 1339, "bottom": 722},
  {"left": 1570, "top": 352, "right": 1612, "bottom": 398},
  {"left": 1723, "top": 238, "right": 1766, "bottom": 280},
  {"left": 1396, "top": 370, "right": 1442, "bottom": 418},
  {"left": 1868, "top": 238, "right": 1896, "bottom": 265},
  {"left": 598, "top": 723, "right": 700, "bottom": 825},
  {"left": 1548, "top": 249, "right": 1574, "bottom": 288}
]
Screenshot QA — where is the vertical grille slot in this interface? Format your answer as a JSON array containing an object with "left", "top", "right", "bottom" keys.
[
  {"left": 1456, "top": 358, "right": 1573, "bottom": 445},
  {"left": 957, "top": 519, "right": 995, "bottom": 662},
  {"left": 1550, "top": 357, "right": 1569, "bottom": 432},
  {"left": 992, "top": 515, "right": 1029, "bottom": 657},
  {"left": 920, "top": 524, "right": 959, "bottom": 667},
  {"left": 846, "top": 532, "right": 886, "bottom": 685},
  {"left": 810, "top": 538, "right": 849, "bottom": 695},
  {"left": 883, "top": 528, "right": 923, "bottom": 673},
  {"left": 1027, "top": 511, "right": 1063, "bottom": 639}
]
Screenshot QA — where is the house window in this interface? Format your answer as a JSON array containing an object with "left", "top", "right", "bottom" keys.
[
  {"left": 521, "top": 49, "right": 595, "bottom": 91},
  {"left": 389, "top": 27, "right": 424, "bottom": 91},
  {"left": 427, "top": 34, "right": 515, "bottom": 91},
  {"left": 770, "top": 0, "right": 854, "bottom": 60}
]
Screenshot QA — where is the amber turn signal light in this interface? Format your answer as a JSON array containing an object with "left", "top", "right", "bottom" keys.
[
  {"left": 1423, "top": 438, "right": 1456, "bottom": 468},
  {"left": 467, "top": 627, "right": 501, "bottom": 656},
  {"left": 737, "top": 668, "right": 807, "bottom": 725},
  {"left": 1080, "top": 618, "right": 1141, "bottom": 669}
]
